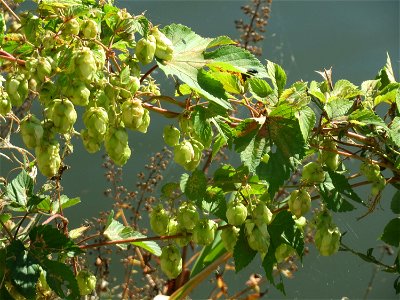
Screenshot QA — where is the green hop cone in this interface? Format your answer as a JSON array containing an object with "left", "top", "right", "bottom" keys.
[
  {"left": 68, "top": 82, "right": 90, "bottom": 106},
  {"left": 81, "top": 129, "right": 101, "bottom": 153},
  {"left": 360, "top": 161, "right": 381, "bottom": 182},
  {"left": 176, "top": 201, "right": 199, "bottom": 230},
  {"left": 319, "top": 139, "right": 339, "bottom": 171},
  {"left": 221, "top": 226, "right": 240, "bottom": 252},
  {"left": 83, "top": 107, "right": 108, "bottom": 140},
  {"left": 81, "top": 19, "right": 99, "bottom": 39},
  {"left": 245, "top": 221, "right": 270, "bottom": 253},
  {"left": 192, "top": 219, "right": 217, "bottom": 246},
  {"left": 119, "top": 76, "right": 140, "bottom": 99},
  {"left": 151, "top": 27, "right": 174, "bottom": 61},
  {"left": 183, "top": 139, "right": 203, "bottom": 171},
  {"left": 48, "top": 99, "right": 77, "bottom": 134},
  {"left": 302, "top": 162, "right": 325, "bottom": 184},
  {"left": 371, "top": 176, "right": 386, "bottom": 196},
  {"left": 150, "top": 205, "right": 170, "bottom": 235},
  {"left": 251, "top": 201, "right": 273, "bottom": 226},
  {"left": 0, "top": 91, "right": 11, "bottom": 115},
  {"left": 314, "top": 226, "right": 341, "bottom": 256},
  {"left": 35, "top": 140, "right": 61, "bottom": 177},
  {"left": 226, "top": 200, "right": 248, "bottom": 226},
  {"left": 163, "top": 125, "right": 180, "bottom": 147},
  {"left": 121, "top": 99, "right": 145, "bottom": 130},
  {"left": 76, "top": 270, "right": 96, "bottom": 296},
  {"left": 288, "top": 189, "right": 311, "bottom": 218},
  {"left": 63, "top": 18, "right": 80, "bottom": 36},
  {"left": 135, "top": 35, "right": 156, "bottom": 65},
  {"left": 36, "top": 56, "right": 52, "bottom": 82},
  {"left": 74, "top": 47, "right": 97, "bottom": 82},
  {"left": 137, "top": 108, "right": 150, "bottom": 133},
  {"left": 275, "top": 244, "right": 295, "bottom": 263},
  {"left": 20, "top": 114, "right": 44, "bottom": 149},
  {"left": 160, "top": 245, "right": 182, "bottom": 279},
  {"left": 105, "top": 127, "right": 131, "bottom": 166},
  {"left": 174, "top": 140, "right": 194, "bottom": 166},
  {"left": 5, "top": 74, "right": 28, "bottom": 107}
]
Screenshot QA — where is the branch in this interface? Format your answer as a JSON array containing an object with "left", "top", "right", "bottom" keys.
[
  {"left": 140, "top": 64, "right": 158, "bottom": 83},
  {"left": 142, "top": 102, "right": 180, "bottom": 118}
]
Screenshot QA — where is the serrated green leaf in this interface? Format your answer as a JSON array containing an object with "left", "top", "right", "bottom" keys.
[
  {"left": 331, "top": 79, "right": 361, "bottom": 99},
  {"left": 207, "top": 36, "right": 236, "bottom": 49},
  {"left": 213, "top": 164, "right": 249, "bottom": 192},
  {"left": 240, "top": 135, "right": 268, "bottom": 173},
  {"left": 161, "top": 182, "right": 180, "bottom": 198},
  {"left": 192, "top": 106, "right": 213, "bottom": 148},
  {"left": 185, "top": 169, "right": 207, "bottom": 201},
  {"left": 309, "top": 81, "right": 326, "bottom": 103},
  {"left": 246, "top": 77, "right": 274, "bottom": 100},
  {"left": 234, "top": 118, "right": 261, "bottom": 153},
  {"left": 41, "top": 259, "right": 80, "bottom": 299},
  {"left": 51, "top": 195, "right": 81, "bottom": 214},
  {"left": 324, "top": 98, "right": 354, "bottom": 119},
  {"left": 374, "top": 85, "right": 400, "bottom": 106},
  {"left": 200, "top": 186, "right": 227, "bottom": 220},
  {"left": 389, "top": 117, "right": 400, "bottom": 147},
  {"left": 211, "top": 134, "right": 227, "bottom": 159},
  {"left": 104, "top": 217, "right": 161, "bottom": 255},
  {"left": 29, "top": 225, "right": 83, "bottom": 257},
  {"left": 266, "top": 60, "right": 286, "bottom": 98},
  {"left": 0, "top": 213, "right": 11, "bottom": 224},
  {"left": 157, "top": 24, "right": 231, "bottom": 109},
  {"left": 6, "top": 170, "right": 34, "bottom": 210},
  {"left": 391, "top": 191, "right": 400, "bottom": 214},
  {"left": 380, "top": 218, "right": 400, "bottom": 247},
  {"left": 296, "top": 106, "right": 316, "bottom": 141},
  {"left": 349, "top": 109, "right": 388, "bottom": 130},
  {"left": 180, "top": 173, "right": 189, "bottom": 193},
  {"left": 233, "top": 225, "right": 257, "bottom": 272},
  {"left": 207, "top": 70, "right": 242, "bottom": 94}
]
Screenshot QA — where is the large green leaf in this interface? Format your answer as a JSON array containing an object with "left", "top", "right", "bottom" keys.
[
  {"left": 199, "top": 186, "right": 227, "bottom": 220},
  {"left": 192, "top": 106, "right": 213, "bottom": 148},
  {"left": 324, "top": 98, "right": 354, "bottom": 120},
  {"left": 246, "top": 77, "right": 274, "bottom": 101},
  {"left": 104, "top": 214, "right": 161, "bottom": 255},
  {"left": 185, "top": 169, "right": 207, "bottom": 201},
  {"left": 29, "top": 225, "right": 82, "bottom": 257},
  {"left": 331, "top": 79, "right": 362, "bottom": 99},
  {"left": 266, "top": 60, "right": 286, "bottom": 98},
  {"left": 240, "top": 135, "right": 268, "bottom": 173},
  {"left": 348, "top": 108, "right": 388, "bottom": 130},
  {"left": 6, "top": 170, "right": 34, "bottom": 210},
  {"left": 213, "top": 164, "right": 249, "bottom": 192},
  {"left": 380, "top": 218, "right": 400, "bottom": 247},
  {"left": 157, "top": 24, "right": 231, "bottom": 109},
  {"left": 389, "top": 117, "right": 400, "bottom": 147},
  {"left": 296, "top": 106, "right": 316, "bottom": 141}
]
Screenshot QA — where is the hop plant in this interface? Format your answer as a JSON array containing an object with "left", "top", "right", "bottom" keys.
[
  {"left": 135, "top": 35, "right": 157, "bottom": 65},
  {"left": 73, "top": 47, "right": 97, "bottom": 82},
  {"left": 163, "top": 125, "right": 180, "bottom": 147},
  {"left": 160, "top": 245, "right": 182, "bottom": 279},
  {"left": 68, "top": 82, "right": 90, "bottom": 106},
  {"left": 20, "top": 114, "right": 44, "bottom": 149},
  {"left": 275, "top": 244, "right": 295, "bottom": 263},
  {"left": 35, "top": 140, "right": 61, "bottom": 177},
  {"left": 174, "top": 140, "right": 195, "bottom": 166},
  {"left": 5, "top": 74, "right": 28, "bottom": 107},
  {"left": 251, "top": 201, "right": 273, "bottom": 226},
  {"left": 81, "top": 19, "right": 99, "bottom": 39},
  {"left": 121, "top": 99, "right": 145, "bottom": 130},
  {"left": 288, "top": 189, "right": 311, "bottom": 218},
  {"left": 245, "top": 221, "right": 270, "bottom": 253},
  {"left": 302, "top": 162, "right": 325, "bottom": 184},
  {"left": 221, "top": 226, "right": 240, "bottom": 252},
  {"left": 150, "top": 205, "right": 170, "bottom": 235},
  {"left": 314, "top": 226, "right": 341, "bottom": 256},
  {"left": 176, "top": 201, "right": 199, "bottom": 230},
  {"left": 76, "top": 270, "right": 96, "bottom": 296},
  {"left": 47, "top": 99, "right": 77, "bottom": 134},
  {"left": 151, "top": 26, "right": 174, "bottom": 61},
  {"left": 83, "top": 107, "right": 109, "bottom": 140},
  {"left": 62, "top": 18, "right": 80, "bottom": 36},
  {"left": 226, "top": 200, "right": 248, "bottom": 226},
  {"left": 319, "top": 139, "right": 340, "bottom": 171},
  {"left": 104, "top": 126, "right": 131, "bottom": 166},
  {"left": 192, "top": 219, "right": 217, "bottom": 246}
]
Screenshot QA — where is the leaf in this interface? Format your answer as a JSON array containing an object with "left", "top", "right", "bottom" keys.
[
  {"left": 394, "top": 276, "right": 400, "bottom": 294},
  {"left": 6, "top": 240, "right": 41, "bottom": 299},
  {"left": 6, "top": 170, "right": 34, "bottom": 209},
  {"left": 380, "top": 218, "right": 400, "bottom": 247},
  {"left": 309, "top": 81, "right": 326, "bottom": 103},
  {"left": 29, "top": 225, "right": 83, "bottom": 257},
  {"left": 192, "top": 106, "right": 213, "bottom": 148},
  {"left": 240, "top": 135, "right": 268, "bottom": 173},
  {"left": 391, "top": 191, "right": 400, "bottom": 214},
  {"left": 374, "top": 85, "right": 400, "bottom": 106},
  {"left": 41, "top": 259, "right": 80, "bottom": 299},
  {"left": 234, "top": 118, "right": 262, "bottom": 153},
  {"left": 376, "top": 53, "right": 396, "bottom": 90},
  {"left": 233, "top": 225, "right": 257, "bottom": 272},
  {"left": 0, "top": 213, "right": 11, "bottom": 223},
  {"left": 324, "top": 98, "right": 354, "bottom": 119},
  {"left": 331, "top": 79, "right": 361, "bottom": 99},
  {"left": 51, "top": 195, "right": 81, "bottom": 214},
  {"left": 246, "top": 77, "right": 274, "bottom": 100},
  {"left": 104, "top": 216, "right": 161, "bottom": 255},
  {"left": 389, "top": 117, "right": 400, "bottom": 147},
  {"left": 185, "top": 169, "right": 207, "bottom": 201},
  {"left": 348, "top": 109, "right": 388, "bottom": 130},
  {"left": 191, "top": 233, "right": 226, "bottom": 277},
  {"left": 213, "top": 164, "right": 249, "bottom": 192},
  {"left": 207, "top": 35, "right": 236, "bottom": 49},
  {"left": 205, "top": 45, "right": 268, "bottom": 78},
  {"left": 296, "top": 106, "right": 316, "bottom": 141},
  {"left": 266, "top": 60, "right": 286, "bottom": 98},
  {"left": 157, "top": 24, "right": 231, "bottom": 109}
]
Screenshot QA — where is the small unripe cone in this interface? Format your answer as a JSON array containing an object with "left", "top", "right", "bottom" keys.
[
  {"left": 121, "top": 99, "right": 144, "bottom": 130},
  {"left": 105, "top": 127, "right": 131, "bottom": 166},
  {"left": 252, "top": 201, "right": 273, "bottom": 226},
  {"left": 192, "top": 219, "right": 217, "bottom": 246},
  {"left": 135, "top": 35, "right": 156, "bottom": 65},
  {"left": 83, "top": 107, "right": 108, "bottom": 139},
  {"left": 163, "top": 125, "right": 180, "bottom": 147},
  {"left": 371, "top": 176, "right": 386, "bottom": 196},
  {"left": 160, "top": 245, "right": 182, "bottom": 279},
  {"left": 81, "top": 19, "right": 98, "bottom": 39},
  {"left": 245, "top": 221, "right": 270, "bottom": 253},
  {"left": 20, "top": 114, "right": 44, "bottom": 149},
  {"left": 176, "top": 201, "right": 199, "bottom": 230},
  {"left": 150, "top": 205, "right": 170, "bottom": 235},
  {"left": 81, "top": 129, "right": 101, "bottom": 153},
  {"left": 275, "top": 244, "right": 295, "bottom": 263},
  {"left": 48, "top": 99, "right": 77, "bottom": 134},
  {"left": 314, "top": 226, "right": 341, "bottom": 256},
  {"left": 63, "top": 18, "right": 80, "bottom": 35},
  {"left": 35, "top": 140, "right": 61, "bottom": 177},
  {"left": 37, "top": 56, "right": 52, "bottom": 82},
  {"left": 151, "top": 27, "right": 174, "bottom": 61},
  {"left": 76, "top": 270, "right": 96, "bottom": 296},
  {"left": 136, "top": 108, "right": 150, "bottom": 133},
  {"left": 288, "top": 189, "right": 311, "bottom": 218},
  {"left": 5, "top": 74, "right": 28, "bottom": 107},
  {"left": 69, "top": 82, "right": 90, "bottom": 106},
  {"left": 360, "top": 161, "right": 381, "bottom": 182},
  {"left": 226, "top": 200, "right": 248, "bottom": 226},
  {"left": 302, "top": 162, "right": 325, "bottom": 184},
  {"left": 182, "top": 139, "right": 203, "bottom": 171},
  {"left": 221, "top": 226, "right": 240, "bottom": 252},
  {"left": 74, "top": 48, "right": 97, "bottom": 81},
  {"left": 0, "top": 95, "right": 11, "bottom": 115},
  {"left": 319, "top": 140, "right": 339, "bottom": 171},
  {"left": 174, "top": 140, "right": 194, "bottom": 166}
]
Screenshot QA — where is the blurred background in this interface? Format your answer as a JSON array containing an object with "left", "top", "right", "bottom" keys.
[{"left": 7, "top": 0, "right": 400, "bottom": 298}]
